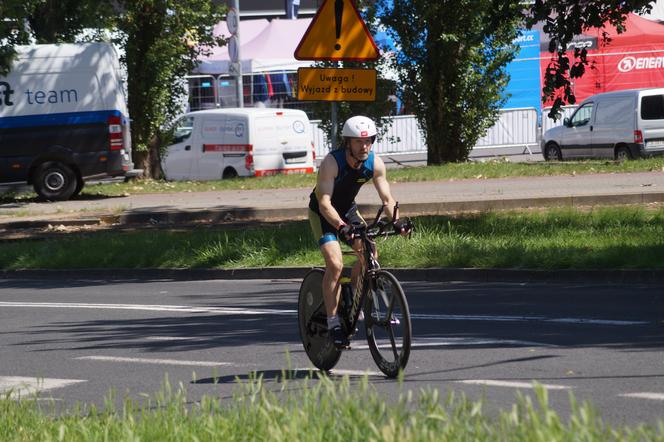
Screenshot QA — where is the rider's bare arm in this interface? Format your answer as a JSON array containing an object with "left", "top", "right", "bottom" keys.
[
  {"left": 315, "top": 154, "right": 345, "bottom": 228},
  {"left": 372, "top": 155, "right": 397, "bottom": 220}
]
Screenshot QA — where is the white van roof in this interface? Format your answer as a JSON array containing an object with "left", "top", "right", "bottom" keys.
[
  {"left": 187, "top": 108, "right": 308, "bottom": 118},
  {"left": 12, "top": 43, "right": 121, "bottom": 73},
  {"left": 581, "top": 87, "right": 664, "bottom": 103}
]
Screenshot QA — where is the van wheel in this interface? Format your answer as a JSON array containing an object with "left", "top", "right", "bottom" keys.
[
  {"left": 222, "top": 168, "right": 238, "bottom": 179},
  {"left": 615, "top": 146, "right": 633, "bottom": 161},
  {"left": 72, "top": 176, "right": 85, "bottom": 197},
  {"left": 33, "top": 161, "right": 77, "bottom": 201},
  {"left": 544, "top": 143, "right": 562, "bottom": 161}
]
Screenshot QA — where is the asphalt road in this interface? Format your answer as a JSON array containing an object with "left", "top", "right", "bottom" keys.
[{"left": 1, "top": 276, "right": 662, "bottom": 426}]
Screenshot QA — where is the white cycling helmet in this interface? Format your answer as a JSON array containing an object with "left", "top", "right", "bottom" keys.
[{"left": 341, "top": 115, "right": 377, "bottom": 138}]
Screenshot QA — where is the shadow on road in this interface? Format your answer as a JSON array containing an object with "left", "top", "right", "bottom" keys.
[{"left": 5, "top": 280, "right": 664, "bottom": 353}]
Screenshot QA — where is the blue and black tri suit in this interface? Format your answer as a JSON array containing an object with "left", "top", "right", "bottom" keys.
[{"left": 308, "top": 149, "right": 375, "bottom": 245}]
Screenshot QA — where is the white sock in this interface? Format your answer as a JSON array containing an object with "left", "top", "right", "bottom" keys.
[{"left": 327, "top": 315, "right": 340, "bottom": 329}]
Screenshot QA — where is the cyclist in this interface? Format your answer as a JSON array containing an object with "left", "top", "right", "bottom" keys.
[{"left": 308, "top": 115, "right": 409, "bottom": 349}]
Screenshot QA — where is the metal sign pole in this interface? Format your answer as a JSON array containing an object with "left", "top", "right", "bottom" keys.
[
  {"left": 331, "top": 101, "right": 338, "bottom": 149},
  {"left": 230, "top": 0, "right": 244, "bottom": 107}
]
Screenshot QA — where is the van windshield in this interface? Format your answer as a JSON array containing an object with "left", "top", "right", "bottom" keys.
[{"left": 172, "top": 116, "right": 194, "bottom": 142}]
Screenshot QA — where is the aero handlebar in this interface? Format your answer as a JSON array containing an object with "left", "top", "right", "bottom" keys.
[{"left": 349, "top": 202, "right": 414, "bottom": 240}]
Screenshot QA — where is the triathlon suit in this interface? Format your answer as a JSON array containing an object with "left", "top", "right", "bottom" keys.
[{"left": 308, "top": 149, "right": 375, "bottom": 245}]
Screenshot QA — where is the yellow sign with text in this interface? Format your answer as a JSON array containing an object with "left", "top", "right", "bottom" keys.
[{"left": 297, "top": 67, "right": 376, "bottom": 102}]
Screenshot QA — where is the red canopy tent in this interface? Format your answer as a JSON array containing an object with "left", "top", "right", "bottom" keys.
[{"left": 540, "top": 14, "right": 664, "bottom": 105}]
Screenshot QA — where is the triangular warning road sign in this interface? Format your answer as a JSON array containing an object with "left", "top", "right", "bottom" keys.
[{"left": 294, "top": 0, "right": 380, "bottom": 61}]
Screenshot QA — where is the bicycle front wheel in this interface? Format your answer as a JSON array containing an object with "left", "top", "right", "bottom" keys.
[
  {"left": 364, "top": 270, "right": 412, "bottom": 378},
  {"left": 298, "top": 268, "right": 341, "bottom": 371}
]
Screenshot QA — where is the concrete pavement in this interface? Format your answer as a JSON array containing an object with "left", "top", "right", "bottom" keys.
[{"left": 2, "top": 170, "right": 664, "bottom": 230}]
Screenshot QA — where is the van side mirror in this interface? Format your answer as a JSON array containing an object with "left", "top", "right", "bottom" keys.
[{"left": 563, "top": 117, "right": 571, "bottom": 127}]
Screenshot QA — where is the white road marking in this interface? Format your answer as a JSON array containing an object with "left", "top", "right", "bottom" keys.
[
  {"left": 410, "top": 313, "right": 647, "bottom": 326},
  {"left": 326, "top": 369, "right": 384, "bottom": 377},
  {"left": 0, "top": 302, "right": 646, "bottom": 326},
  {"left": 459, "top": 380, "right": 572, "bottom": 390},
  {"left": 144, "top": 336, "right": 191, "bottom": 341},
  {"left": 0, "top": 376, "right": 85, "bottom": 399},
  {"left": 620, "top": 392, "right": 664, "bottom": 401},
  {"left": 0, "top": 301, "right": 295, "bottom": 316},
  {"left": 75, "top": 356, "right": 232, "bottom": 367},
  {"left": 353, "top": 337, "right": 552, "bottom": 350},
  {"left": 288, "top": 368, "right": 384, "bottom": 377}
]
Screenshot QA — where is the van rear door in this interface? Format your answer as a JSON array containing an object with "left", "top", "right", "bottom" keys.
[
  {"left": 252, "top": 112, "right": 314, "bottom": 176},
  {"left": 639, "top": 92, "right": 664, "bottom": 155}
]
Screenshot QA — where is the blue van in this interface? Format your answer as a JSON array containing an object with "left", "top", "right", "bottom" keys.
[{"left": 0, "top": 43, "right": 133, "bottom": 200}]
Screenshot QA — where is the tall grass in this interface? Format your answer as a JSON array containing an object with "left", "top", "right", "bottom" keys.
[
  {"left": 0, "top": 375, "right": 661, "bottom": 441},
  {"left": 1, "top": 206, "right": 664, "bottom": 270}
]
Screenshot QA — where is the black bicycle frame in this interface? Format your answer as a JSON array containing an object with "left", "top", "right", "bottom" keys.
[{"left": 342, "top": 204, "right": 396, "bottom": 335}]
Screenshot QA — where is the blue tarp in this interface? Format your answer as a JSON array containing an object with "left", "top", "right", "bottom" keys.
[{"left": 502, "top": 29, "right": 541, "bottom": 110}]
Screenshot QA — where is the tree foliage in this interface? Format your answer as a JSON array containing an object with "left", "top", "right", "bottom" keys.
[
  {"left": 0, "top": 0, "right": 113, "bottom": 74},
  {"left": 0, "top": 0, "right": 38, "bottom": 75},
  {"left": 112, "top": 1, "right": 225, "bottom": 177},
  {"left": 26, "top": 0, "right": 114, "bottom": 44},
  {"left": 378, "top": 0, "right": 523, "bottom": 163}
]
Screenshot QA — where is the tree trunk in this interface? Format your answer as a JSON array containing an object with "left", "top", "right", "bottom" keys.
[
  {"left": 146, "top": 135, "right": 163, "bottom": 179},
  {"left": 133, "top": 137, "right": 164, "bottom": 180},
  {"left": 425, "top": 120, "right": 469, "bottom": 165},
  {"left": 131, "top": 135, "right": 163, "bottom": 179}
]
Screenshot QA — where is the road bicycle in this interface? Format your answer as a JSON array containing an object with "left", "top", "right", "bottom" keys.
[{"left": 298, "top": 204, "right": 413, "bottom": 378}]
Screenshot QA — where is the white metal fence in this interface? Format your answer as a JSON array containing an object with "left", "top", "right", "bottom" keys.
[
  {"left": 311, "top": 115, "right": 426, "bottom": 158},
  {"left": 474, "top": 108, "right": 539, "bottom": 153},
  {"left": 312, "top": 108, "right": 543, "bottom": 158}
]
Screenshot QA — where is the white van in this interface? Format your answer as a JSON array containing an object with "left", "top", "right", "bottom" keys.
[
  {"left": 542, "top": 88, "right": 664, "bottom": 161},
  {"left": 0, "top": 43, "right": 133, "bottom": 200},
  {"left": 162, "top": 108, "right": 316, "bottom": 180}
]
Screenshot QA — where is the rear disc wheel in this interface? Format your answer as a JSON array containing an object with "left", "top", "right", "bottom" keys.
[{"left": 298, "top": 268, "right": 341, "bottom": 371}]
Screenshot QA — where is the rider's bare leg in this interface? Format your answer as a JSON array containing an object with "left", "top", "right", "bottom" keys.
[{"left": 320, "top": 241, "right": 343, "bottom": 317}]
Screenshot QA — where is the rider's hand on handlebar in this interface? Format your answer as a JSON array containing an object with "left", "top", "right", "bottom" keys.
[
  {"left": 337, "top": 223, "right": 355, "bottom": 242},
  {"left": 393, "top": 218, "right": 413, "bottom": 236}
]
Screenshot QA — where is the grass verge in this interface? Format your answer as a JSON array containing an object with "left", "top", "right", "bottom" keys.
[
  {"left": 1, "top": 374, "right": 661, "bottom": 441},
  {"left": 84, "top": 157, "right": 664, "bottom": 196},
  {"left": 2, "top": 206, "right": 664, "bottom": 270}
]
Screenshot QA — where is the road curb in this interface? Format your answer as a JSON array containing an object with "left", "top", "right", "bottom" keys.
[
  {"left": 1, "top": 267, "right": 663, "bottom": 284},
  {"left": 4, "top": 191, "right": 664, "bottom": 229}
]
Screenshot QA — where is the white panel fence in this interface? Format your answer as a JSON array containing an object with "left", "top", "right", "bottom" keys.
[
  {"left": 311, "top": 106, "right": 572, "bottom": 158},
  {"left": 311, "top": 115, "right": 426, "bottom": 158},
  {"left": 474, "top": 108, "right": 538, "bottom": 153}
]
